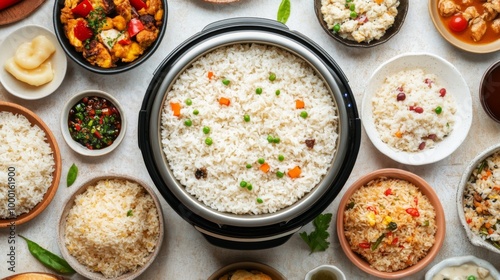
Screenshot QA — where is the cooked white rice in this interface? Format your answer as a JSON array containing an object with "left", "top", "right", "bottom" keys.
[
  {"left": 372, "top": 68, "right": 456, "bottom": 152},
  {"left": 161, "top": 43, "right": 338, "bottom": 215},
  {"left": 463, "top": 152, "right": 500, "bottom": 250},
  {"left": 64, "top": 179, "right": 160, "bottom": 278},
  {"left": 0, "top": 111, "right": 55, "bottom": 218},
  {"left": 344, "top": 177, "right": 437, "bottom": 272},
  {"left": 320, "top": 0, "right": 399, "bottom": 43}
]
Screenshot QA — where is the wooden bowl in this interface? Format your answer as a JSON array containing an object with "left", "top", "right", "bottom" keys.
[
  {"left": 337, "top": 168, "right": 446, "bottom": 279},
  {"left": 208, "top": 262, "right": 286, "bottom": 280},
  {"left": 0, "top": 101, "right": 62, "bottom": 228}
]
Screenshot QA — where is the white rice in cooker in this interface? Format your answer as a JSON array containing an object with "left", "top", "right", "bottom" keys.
[
  {"left": 344, "top": 177, "right": 437, "bottom": 272},
  {"left": 64, "top": 179, "right": 160, "bottom": 278},
  {"left": 372, "top": 68, "right": 456, "bottom": 152},
  {"left": 0, "top": 111, "right": 55, "bottom": 218},
  {"left": 161, "top": 44, "right": 338, "bottom": 215},
  {"left": 320, "top": 0, "right": 399, "bottom": 43},
  {"left": 463, "top": 152, "right": 500, "bottom": 250}
]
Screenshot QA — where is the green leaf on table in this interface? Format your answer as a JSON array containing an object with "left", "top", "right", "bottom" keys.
[
  {"left": 277, "top": 0, "right": 291, "bottom": 24},
  {"left": 19, "top": 235, "right": 75, "bottom": 274},
  {"left": 66, "top": 163, "right": 78, "bottom": 187},
  {"left": 299, "top": 213, "right": 332, "bottom": 254}
]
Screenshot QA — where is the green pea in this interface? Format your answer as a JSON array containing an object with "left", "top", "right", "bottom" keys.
[
  {"left": 240, "top": 181, "right": 247, "bottom": 187},
  {"left": 350, "top": 3, "right": 355, "bottom": 11},
  {"left": 222, "top": 79, "right": 230, "bottom": 85},
  {"left": 184, "top": 119, "right": 192, "bottom": 127},
  {"left": 203, "top": 126, "right": 210, "bottom": 134},
  {"left": 276, "top": 171, "right": 284, "bottom": 178},
  {"left": 278, "top": 154, "right": 284, "bottom": 161},
  {"left": 467, "top": 276, "right": 476, "bottom": 280},
  {"left": 244, "top": 114, "right": 250, "bottom": 122},
  {"left": 350, "top": 11, "right": 357, "bottom": 18},
  {"left": 269, "top": 72, "right": 276, "bottom": 81},
  {"left": 435, "top": 106, "right": 442, "bottom": 114},
  {"left": 185, "top": 98, "right": 192, "bottom": 106},
  {"left": 257, "top": 198, "right": 263, "bottom": 204},
  {"left": 258, "top": 158, "right": 265, "bottom": 164},
  {"left": 256, "top": 87, "right": 263, "bottom": 94},
  {"left": 275, "top": 89, "right": 281, "bottom": 96},
  {"left": 193, "top": 109, "right": 199, "bottom": 115},
  {"left": 247, "top": 184, "right": 253, "bottom": 191},
  {"left": 267, "top": 135, "right": 274, "bottom": 143},
  {"left": 333, "top": 23, "right": 341, "bottom": 33},
  {"left": 300, "top": 111, "right": 308, "bottom": 119},
  {"left": 205, "top": 137, "right": 213, "bottom": 146},
  {"left": 273, "top": 137, "right": 280, "bottom": 144},
  {"left": 246, "top": 163, "right": 252, "bottom": 169}
]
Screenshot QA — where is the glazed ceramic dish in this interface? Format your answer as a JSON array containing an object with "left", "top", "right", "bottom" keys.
[
  {"left": 0, "top": 101, "right": 62, "bottom": 228},
  {"left": 425, "top": 255, "right": 500, "bottom": 280},
  {"left": 314, "top": 0, "right": 409, "bottom": 48},
  {"left": 0, "top": 24, "right": 67, "bottom": 100},
  {"left": 57, "top": 175, "right": 164, "bottom": 280},
  {"left": 305, "top": 265, "right": 346, "bottom": 280},
  {"left": 337, "top": 168, "right": 446, "bottom": 279},
  {"left": 457, "top": 143, "right": 500, "bottom": 254},
  {"left": 362, "top": 52, "right": 472, "bottom": 165},
  {"left": 428, "top": 0, "right": 500, "bottom": 53},
  {"left": 60, "top": 90, "right": 127, "bottom": 157},
  {"left": 208, "top": 262, "right": 286, "bottom": 280}
]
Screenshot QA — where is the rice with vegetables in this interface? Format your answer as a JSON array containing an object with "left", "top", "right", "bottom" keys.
[
  {"left": 372, "top": 68, "right": 456, "bottom": 152},
  {"left": 0, "top": 111, "right": 55, "bottom": 218},
  {"left": 463, "top": 151, "right": 500, "bottom": 251},
  {"left": 161, "top": 43, "right": 338, "bottom": 215},
  {"left": 343, "top": 177, "right": 437, "bottom": 272},
  {"left": 320, "top": 0, "right": 399, "bottom": 43}
]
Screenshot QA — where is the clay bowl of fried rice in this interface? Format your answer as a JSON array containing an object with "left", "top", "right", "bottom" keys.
[
  {"left": 0, "top": 101, "right": 62, "bottom": 228},
  {"left": 457, "top": 143, "right": 500, "bottom": 254},
  {"left": 314, "top": 0, "right": 409, "bottom": 48},
  {"left": 337, "top": 168, "right": 445, "bottom": 279}
]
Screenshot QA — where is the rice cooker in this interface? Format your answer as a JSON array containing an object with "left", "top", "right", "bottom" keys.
[{"left": 138, "top": 17, "right": 361, "bottom": 249}]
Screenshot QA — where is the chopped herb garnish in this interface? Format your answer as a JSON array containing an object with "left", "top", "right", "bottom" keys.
[{"left": 127, "top": 210, "right": 133, "bottom": 216}]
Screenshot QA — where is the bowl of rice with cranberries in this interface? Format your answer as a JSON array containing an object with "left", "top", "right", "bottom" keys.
[
  {"left": 362, "top": 53, "right": 472, "bottom": 165},
  {"left": 337, "top": 168, "right": 446, "bottom": 279}
]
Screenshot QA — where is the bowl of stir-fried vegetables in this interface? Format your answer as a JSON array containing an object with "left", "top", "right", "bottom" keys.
[{"left": 53, "top": 0, "right": 167, "bottom": 74}]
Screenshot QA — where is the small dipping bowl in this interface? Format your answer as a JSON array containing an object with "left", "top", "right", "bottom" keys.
[
  {"left": 305, "top": 265, "right": 346, "bottom": 280},
  {"left": 480, "top": 61, "right": 500, "bottom": 123}
]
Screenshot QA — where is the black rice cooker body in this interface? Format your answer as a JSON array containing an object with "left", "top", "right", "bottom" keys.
[{"left": 139, "top": 18, "right": 361, "bottom": 249}]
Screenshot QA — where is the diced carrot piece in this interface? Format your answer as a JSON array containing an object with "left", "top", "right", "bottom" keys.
[
  {"left": 395, "top": 131, "right": 403, "bottom": 138},
  {"left": 170, "top": 102, "right": 181, "bottom": 117},
  {"left": 482, "top": 169, "right": 492, "bottom": 180},
  {"left": 288, "top": 166, "right": 301, "bottom": 178},
  {"left": 296, "top": 100, "right": 305, "bottom": 109},
  {"left": 219, "top": 97, "right": 230, "bottom": 106},
  {"left": 488, "top": 228, "right": 494, "bottom": 235},
  {"left": 485, "top": 222, "right": 492, "bottom": 229},
  {"left": 375, "top": 0, "right": 383, "bottom": 4},
  {"left": 260, "top": 163, "right": 270, "bottom": 173},
  {"left": 208, "top": 71, "right": 214, "bottom": 79}
]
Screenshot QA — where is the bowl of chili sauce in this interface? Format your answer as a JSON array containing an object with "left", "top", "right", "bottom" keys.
[{"left": 61, "top": 90, "right": 126, "bottom": 156}]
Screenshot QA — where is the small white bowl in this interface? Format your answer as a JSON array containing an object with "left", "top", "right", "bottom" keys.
[
  {"left": 361, "top": 52, "right": 472, "bottom": 165},
  {"left": 60, "top": 90, "right": 127, "bottom": 156},
  {"left": 0, "top": 24, "right": 67, "bottom": 100},
  {"left": 425, "top": 255, "right": 500, "bottom": 280},
  {"left": 305, "top": 265, "right": 346, "bottom": 280},
  {"left": 457, "top": 143, "right": 500, "bottom": 254}
]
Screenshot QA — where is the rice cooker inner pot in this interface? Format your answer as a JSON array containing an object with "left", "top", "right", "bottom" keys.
[{"left": 140, "top": 18, "right": 360, "bottom": 240}]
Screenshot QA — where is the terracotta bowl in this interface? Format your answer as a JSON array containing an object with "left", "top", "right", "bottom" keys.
[
  {"left": 208, "top": 262, "right": 286, "bottom": 280},
  {"left": 0, "top": 101, "right": 62, "bottom": 228},
  {"left": 336, "top": 168, "right": 445, "bottom": 279},
  {"left": 428, "top": 0, "right": 500, "bottom": 53},
  {"left": 3, "top": 272, "right": 65, "bottom": 280},
  {"left": 57, "top": 175, "right": 164, "bottom": 280},
  {"left": 314, "top": 0, "right": 409, "bottom": 48}
]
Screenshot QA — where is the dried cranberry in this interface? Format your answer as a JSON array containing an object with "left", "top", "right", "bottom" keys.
[
  {"left": 439, "top": 88, "right": 446, "bottom": 97},
  {"left": 418, "top": 142, "right": 426, "bottom": 150},
  {"left": 305, "top": 139, "right": 316, "bottom": 149},
  {"left": 414, "top": 107, "right": 424, "bottom": 113},
  {"left": 396, "top": 92, "right": 406, "bottom": 101},
  {"left": 427, "top": 134, "right": 437, "bottom": 141}
]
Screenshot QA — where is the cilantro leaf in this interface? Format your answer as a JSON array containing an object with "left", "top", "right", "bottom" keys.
[{"left": 299, "top": 213, "right": 333, "bottom": 254}]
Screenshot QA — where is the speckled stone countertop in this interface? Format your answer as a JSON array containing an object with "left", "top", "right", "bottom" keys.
[{"left": 1, "top": 0, "right": 500, "bottom": 279}]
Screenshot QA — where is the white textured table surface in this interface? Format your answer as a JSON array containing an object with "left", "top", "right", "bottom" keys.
[{"left": 1, "top": 0, "right": 500, "bottom": 279}]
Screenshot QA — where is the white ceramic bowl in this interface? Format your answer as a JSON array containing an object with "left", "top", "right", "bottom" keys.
[
  {"left": 425, "top": 255, "right": 500, "bottom": 280},
  {"left": 0, "top": 24, "right": 67, "bottom": 100},
  {"left": 60, "top": 90, "right": 127, "bottom": 156},
  {"left": 457, "top": 143, "right": 500, "bottom": 254},
  {"left": 305, "top": 265, "right": 346, "bottom": 280},
  {"left": 361, "top": 53, "right": 472, "bottom": 165}
]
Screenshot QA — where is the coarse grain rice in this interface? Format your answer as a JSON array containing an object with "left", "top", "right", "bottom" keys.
[
  {"left": 64, "top": 179, "right": 160, "bottom": 278},
  {"left": 0, "top": 111, "right": 54, "bottom": 218},
  {"left": 372, "top": 68, "right": 456, "bottom": 152},
  {"left": 161, "top": 43, "right": 338, "bottom": 215},
  {"left": 463, "top": 152, "right": 500, "bottom": 250},
  {"left": 344, "top": 177, "right": 437, "bottom": 272}
]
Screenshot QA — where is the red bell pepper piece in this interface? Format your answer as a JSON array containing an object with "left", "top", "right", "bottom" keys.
[
  {"left": 384, "top": 188, "right": 392, "bottom": 196},
  {"left": 128, "top": 18, "right": 145, "bottom": 37},
  {"left": 118, "top": 38, "right": 132, "bottom": 45},
  {"left": 0, "top": 0, "right": 22, "bottom": 11},
  {"left": 130, "top": 0, "right": 147, "bottom": 10},
  {"left": 74, "top": 123, "right": 81, "bottom": 131},
  {"left": 74, "top": 20, "right": 93, "bottom": 41},
  {"left": 405, "top": 208, "right": 420, "bottom": 217},
  {"left": 94, "top": 131, "right": 102, "bottom": 139},
  {"left": 71, "top": 0, "right": 93, "bottom": 17},
  {"left": 359, "top": 242, "right": 370, "bottom": 249}
]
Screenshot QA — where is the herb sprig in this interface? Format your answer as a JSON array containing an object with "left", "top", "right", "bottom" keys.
[{"left": 299, "top": 213, "right": 332, "bottom": 254}]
